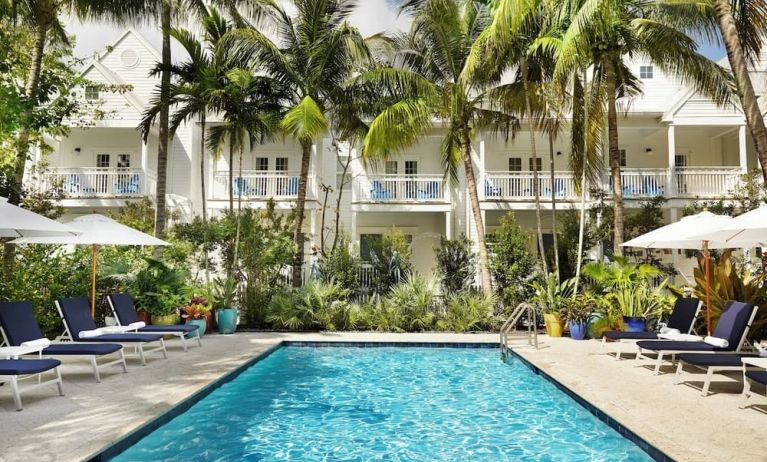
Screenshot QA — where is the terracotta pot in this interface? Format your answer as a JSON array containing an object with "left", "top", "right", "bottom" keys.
[
  {"left": 204, "top": 310, "right": 214, "bottom": 334},
  {"left": 137, "top": 311, "right": 151, "bottom": 325}
]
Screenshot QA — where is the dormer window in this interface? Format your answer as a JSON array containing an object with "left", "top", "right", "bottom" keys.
[
  {"left": 640, "top": 65, "right": 654, "bottom": 79},
  {"left": 85, "top": 85, "right": 100, "bottom": 101}
]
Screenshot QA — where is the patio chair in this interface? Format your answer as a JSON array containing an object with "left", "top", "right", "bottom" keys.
[
  {"left": 114, "top": 174, "right": 140, "bottom": 195},
  {"left": 370, "top": 180, "right": 392, "bottom": 200},
  {"left": 233, "top": 177, "right": 250, "bottom": 197},
  {"left": 0, "top": 301, "right": 127, "bottom": 382},
  {"left": 107, "top": 293, "right": 201, "bottom": 352},
  {"left": 602, "top": 297, "right": 702, "bottom": 359},
  {"left": 543, "top": 178, "right": 567, "bottom": 198},
  {"left": 56, "top": 297, "right": 167, "bottom": 366},
  {"left": 675, "top": 352, "right": 759, "bottom": 397},
  {"left": 740, "top": 358, "right": 767, "bottom": 408},
  {"left": 643, "top": 177, "right": 665, "bottom": 197},
  {"left": 0, "top": 356, "right": 63, "bottom": 411},
  {"left": 63, "top": 174, "right": 81, "bottom": 194},
  {"left": 286, "top": 177, "right": 299, "bottom": 196},
  {"left": 485, "top": 179, "right": 502, "bottom": 198},
  {"left": 635, "top": 301, "right": 757, "bottom": 375},
  {"left": 417, "top": 181, "right": 441, "bottom": 200}
]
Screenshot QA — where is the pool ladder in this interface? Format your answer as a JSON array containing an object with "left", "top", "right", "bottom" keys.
[{"left": 500, "top": 303, "right": 538, "bottom": 359}]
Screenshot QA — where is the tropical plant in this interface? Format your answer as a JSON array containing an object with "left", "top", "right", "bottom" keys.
[
  {"left": 317, "top": 236, "right": 362, "bottom": 296},
  {"left": 369, "top": 229, "right": 413, "bottom": 294},
  {"left": 434, "top": 235, "right": 476, "bottom": 296},
  {"left": 266, "top": 288, "right": 313, "bottom": 330},
  {"left": 489, "top": 213, "right": 537, "bottom": 307},
  {"left": 562, "top": 292, "right": 597, "bottom": 324},
  {"left": 152, "top": 289, "right": 184, "bottom": 317},
  {"left": 227, "top": 0, "right": 373, "bottom": 286},
  {"left": 355, "top": 0, "right": 519, "bottom": 294},
  {"left": 531, "top": 273, "right": 576, "bottom": 314},
  {"left": 182, "top": 303, "right": 209, "bottom": 320},
  {"left": 301, "top": 281, "right": 351, "bottom": 331},
  {"left": 383, "top": 275, "right": 437, "bottom": 331},
  {"left": 212, "top": 277, "right": 238, "bottom": 309},
  {"left": 439, "top": 290, "right": 497, "bottom": 332}
]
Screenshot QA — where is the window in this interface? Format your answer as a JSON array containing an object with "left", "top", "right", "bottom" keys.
[
  {"left": 528, "top": 157, "right": 542, "bottom": 172},
  {"left": 639, "top": 65, "right": 654, "bottom": 79},
  {"left": 508, "top": 157, "right": 522, "bottom": 172},
  {"left": 360, "top": 234, "right": 382, "bottom": 261},
  {"left": 620, "top": 149, "right": 627, "bottom": 167},
  {"left": 385, "top": 161, "right": 398, "bottom": 175},
  {"left": 96, "top": 154, "right": 110, "bottom": 168},
  {"left": 85, "top": 86, "right": 100, "bottom": 101},
  {"left": 255, "top": 157, "right": 269, "bottom": 171},
  {"left": 117, "top": 154, "right": 131, "bottom": 169},
  {"left": 405, "top": 161, "right": 418, "bottom": 175},
  {"left": 275, "top": 157, "right": 288, "bottom": 172},
  {"left": 674, "top": 154, "right": 688, "bottom": 168}
]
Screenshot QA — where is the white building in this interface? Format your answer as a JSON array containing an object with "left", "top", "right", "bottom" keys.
[{"left": 28, "top": 30, "right": 767, "bottom": 282}]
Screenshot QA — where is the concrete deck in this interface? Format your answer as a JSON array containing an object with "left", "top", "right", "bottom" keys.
[{"left": 0, "top": 332, "right": 762, "bottom": 461}]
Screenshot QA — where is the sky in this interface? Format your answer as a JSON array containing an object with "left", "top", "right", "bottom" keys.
[{"left": 64, "top": 1, "right": 725, "bottom": 62}]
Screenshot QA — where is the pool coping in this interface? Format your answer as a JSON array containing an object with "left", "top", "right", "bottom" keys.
[{"left": 83, "top": 340, "right": 673, "bottom": 462}]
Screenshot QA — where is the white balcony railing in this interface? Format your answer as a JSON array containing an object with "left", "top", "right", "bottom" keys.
[
  {"left": 40, "top": 168, "right": 147, "bottom": 198},
  {"left": 604, "top": 168, "right": 668, "bottom": 199},
  {"left": 483, "top": 171, "right": 578, "bottom": 200},
  {"left": 211, "top": 171, "right": 309, "bottom": 200},
  {"left": 354, "top": 174, "right": 447, "bottom": 202},
  {"left": 675, "top": 167, "right": 742, "bottom": 198}
]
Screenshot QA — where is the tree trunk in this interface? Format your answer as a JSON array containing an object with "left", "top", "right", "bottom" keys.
[
  {"left": 228, "top": 140, "right": 234, "bottom": 212},
  {"left": 332, "top": 150, "right": 352, "bottom": 253},
  {"left": 461, "top": 133, "right": 492, "bottom": 293},
  {"left": 292, "top": 138, "right": 313, "bottom": 287},
  {"left": 714, "top": 0, "right": 767, "bottom": 184},
  {"left": 232, "top": 140, "right": 244, "bottom": 275},
  {"left": 606, "top": 60, "right": 625, "bottom": 256},
  {"left": 153, "top": 1, "right": 172, "bottom": 252},
  {"left": 574, "top": 69, "right": 589, "bottom": 294},
  {"left": 522, "top": 67, "right": 548, "bottom": 274},
  {"left": 199, "top": 113, "right": 210, "bottom": 282},
  {"left": 548, "top": 130, "right": 560, "bottom": 280},
  {"left": 320, "top": 184, "right": 330, "bottom": 256}
]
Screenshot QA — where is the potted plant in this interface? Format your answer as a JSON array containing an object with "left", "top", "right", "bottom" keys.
[
  {"left": 213, "top": 277, "right": 238, "bottom": 334},
  {"left": 562, "top": 293, "right": 597, "bottom": 340},
  {"left": 188, "top": 294, "right": 214, "bottom": 333},
  {"left": 182, "top": 303, "right": 209, "bottom": 338},
  {"left": 531, "top": 273, "right": 575, "bottom": 337},
  {"left": 149, "top": 290, "right": 184, "bottom": 326}
]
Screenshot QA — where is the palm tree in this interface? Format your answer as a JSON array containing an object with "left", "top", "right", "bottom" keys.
[
  {"left": 226, "top": 0, "right": 372, "bottom": 287},
  {"left": 552, "top": 0, "right": 733, "bottom": 255},
  {"left": 354, "top": 0, "right": 519, "bottom": 293},
  {"left": 0, "top": 0, "right": 157, "bottom": 206}
]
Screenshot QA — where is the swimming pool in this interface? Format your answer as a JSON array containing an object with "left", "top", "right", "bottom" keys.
[{"left": 107, "top": 344, "right": 658, "bottom": 461}]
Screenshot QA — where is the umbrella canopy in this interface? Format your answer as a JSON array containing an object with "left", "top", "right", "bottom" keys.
[
  {"left": 11, "top": 214, "right": 168, "bottom": 246},
  {"left": 691, "top": 205, "right": 767, "bottom": 248},
  {"left": 11, "top": 214, "right": 169, "bottom": 317},
  {"left": 622, "top": 211, "right": 734, "bottom": 250},
  {"left": 622, "top": 211, "right": 733, "bottom": 336},
  {"left": 0, "top": 197, "right": 80, "bottom": 238}
]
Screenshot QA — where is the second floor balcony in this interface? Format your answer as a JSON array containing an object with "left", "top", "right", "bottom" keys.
[
  {"left": 210, "top": 170, "right": 312, "bottom": 201},
  {"left": 39, "top": 168, "right": 152, "bottom": 198},
  {"left": 353, "top": 174, "right": 449, "bottom": 203}
]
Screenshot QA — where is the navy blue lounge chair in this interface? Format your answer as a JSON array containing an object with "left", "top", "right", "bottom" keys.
[
  {"left": 56, "top": 297, "right": 167, "bottom": 366},
  {"left": 602, "top": 297, "right": 702, "bottom": 359},
  {"left": 0, "top": 357, "right": 63, "bottom": 411},
  {"left": 107, "top": 293, "right": 201, "bottom": 351},
  {"left": 675, "top": 352, "right": 759, "bottom": 397},
  {"left": 741, "top": 365, "right": 767, "bottom": 408},
  {"left": 0, "top": 301, "right": 127, "bottom": 382},
  {"left": 636, "top": 301, "right": 757, "bottom": 374}
]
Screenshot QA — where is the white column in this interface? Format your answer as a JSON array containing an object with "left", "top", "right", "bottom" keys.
[
  {"left": 738, "top": 125, "right": 748, "bottom": 172},
  {"left": 141, "top": 138, "right": 149, "bottom": 195},
  {"left": 350, "top": 210, "right": 358, "bottom": 250},
  {"left": 667, "top": 125, "right": 676, "bottom": 196},
  {"left": 445, "top": 211, "right": 453, "bottom": 240},
  {"left": 478, "top": 140, "right": 486, "bottom": 200},
  {"left": 311, "top": 143, "right": 319, "bottom": 199}
]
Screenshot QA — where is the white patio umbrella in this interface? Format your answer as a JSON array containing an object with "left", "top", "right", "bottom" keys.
[
  {"left": 12, "top": 214, "right": 169, "bottom": 317},
  {"left": 692, "top": 205, "right": 767, "bottom": 248},
  {"left": 0, "top": 197, "right": 79, "bottom": 238},
  {"left": 622, "top": 211, "right": 734, "bottom": 335}
]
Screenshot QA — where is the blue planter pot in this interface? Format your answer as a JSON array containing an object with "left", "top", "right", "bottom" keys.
[
  {"left": 185, "top": 319, "right": 206, "bottom": 338},
  {"left": 216, "top": 308, "right": 238, "bottom": 334},
  {"left": 569, "top": 321, "right": 588, "bottom": 340},
  {"left": 623, "top": 316, "right": 646, "bottom": 333}
]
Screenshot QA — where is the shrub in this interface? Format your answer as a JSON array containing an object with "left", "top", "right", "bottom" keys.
[
  {"left": 489, "top": 213, "right": 537, "bottom": 307},
  {"left": 370, "top": 228, "right": 413, "bottom": 294},
  {"left": 439, "top": 290, "right": 497, "bottom": 332},
  {"left": 384, "top": 275, "right": 437, "bottom": 331},
  {"left": 434, "top": 234, "right": 476, "bottom": 296},
  {"left": 317, "top": 235, "right": 361, "bottom": 296},
  {"left": 302, "top": 281, "right": 351, "bottom": 331}
]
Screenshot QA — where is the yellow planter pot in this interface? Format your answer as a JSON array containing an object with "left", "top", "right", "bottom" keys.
[
  {"left": 543, "top": 313, "right": 564, "bottom": 337},
  {"left": 152, "top": 314, "right": 179, "bottom": 325}
]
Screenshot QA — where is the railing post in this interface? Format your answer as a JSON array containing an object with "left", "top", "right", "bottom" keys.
[{"left": 667, "top": 125, "right": 676, "bottom": 197}]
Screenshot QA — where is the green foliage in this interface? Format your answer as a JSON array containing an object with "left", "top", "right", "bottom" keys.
[
  {"left": 549, "top": 208, "right": 600, "bottom": 280},
  {"left": 212, "top": 277, "right": 238, "bottom": 309},
  {"left": 439, "top": 290, "right": 498, "bottom": 332},
  {"left": 370, "top": 228, "right": 413, "bottom": 294},
  {"left": 108, "top": 198, "right": 157, "bottom": 234},
  {"left": 384, "top": 275, "right": 437, "bottom": 331},
  {"left": 434, "top": 234, "right": 476, "bottom": 296},
  {"left": 489, "top": 213, "right": 537, "bottom": 307},
  {"left": 266, "top": 281, "right": 350, "bottom": 331},
  {"left": 562, "top": 293, "right": 598, "bottom": 324},
  {"left": 683, "top": 170, "right": 767, "bottom": 218},
  {"left": 531, "top": 273, "right": 576, "bottom": 314},
  {"left": 317, "top": 235, "right": 362, "bottom": 296}
]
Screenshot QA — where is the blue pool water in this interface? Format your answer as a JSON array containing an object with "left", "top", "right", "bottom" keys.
[{"left": 111, "top": 346, "right": 654, "bottom": 461}]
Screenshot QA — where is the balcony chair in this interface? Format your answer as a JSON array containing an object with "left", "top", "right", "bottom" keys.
[
  {"left": 0, "top": 301, "right": 127, "bottom": 382},
  {"left": 417, "top": 181, "right": 441, "bottom": 200},
  {"left": 643, "top": 177, "right": 665, "bottom": 196},
  {"left": 543, "top": 178, "right": 567, "bottom": 198},
  {"left": 62, "top": 174, "right": 81, "bottom": 194},
  {"left": 114, "top": 174, "right": 140, "bottom": 195},
  {"left": 233, "top": 177, "right": 250, "bottom": 197},
  {"left": 484, "top": 179, "right": 502, "bottom": 198},
  {"left": 370, "top": 180, "right": 392, "bottom": 200},
  {"left": 286, "top": 177, "right": 299, "bottom": 196}
]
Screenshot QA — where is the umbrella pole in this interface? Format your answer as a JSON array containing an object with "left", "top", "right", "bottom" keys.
[
  {"left": 91, "top": 244, "right": 97, "bottom": 318},
  {"left": 703, "top": 240, "right": 711, "bottom": 336}
]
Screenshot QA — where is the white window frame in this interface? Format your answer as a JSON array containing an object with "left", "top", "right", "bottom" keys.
[{"left": 639, "top": 65, "right": 654, "bottom": 79}]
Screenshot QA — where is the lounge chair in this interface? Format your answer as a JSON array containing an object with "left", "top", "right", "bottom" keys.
[
  {"left": 636, "top": 301, "right": 757, "bottom": 375},
  {"left": 675, "top": 352, "right": 759, "bottom": 397},
  {"left": 602, "top": 297, "right": 702, "bottom": 359},
  {"left": 0, "top": 354, "right": 63, "bottom": 411},
  {"left": 740, "top": 357, "right": 767, "bottom": 408},
  {"left": 107, "top": 292, "right": 201, "bottom": 352},
  {"left": 56, "top": 297, "right": 167, "bottom": 366},
  {"left": 0, "top": 301, "right": 127, "bottom": 382}
]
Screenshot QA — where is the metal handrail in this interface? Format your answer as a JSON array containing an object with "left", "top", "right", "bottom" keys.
[{"left": 500, "top": 302, "right": 538, "bottom": 359}]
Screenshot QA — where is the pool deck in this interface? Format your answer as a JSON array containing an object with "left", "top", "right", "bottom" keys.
[{"left": 0, "top": 332, "right": 762, "bottom": 461}]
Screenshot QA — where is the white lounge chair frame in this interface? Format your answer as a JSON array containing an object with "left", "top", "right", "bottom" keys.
[
  {"left": 55, "top": 301, "right": 167, "bottom": 366},
  {"left": 675, "top": 351, "right": 761, "bottom": 397},
  {"left": 107, "top": 296, "right": 201, "bottom": 352},
  {"left": 740, "top": 358, "right": 767, "bottom": 409},
  {"left": 636, "top": 305, "right": 758, "bottom": 375},
  {"left": 0, "top": 327, "right": 128, "bottom": 383},
  {"left": 601, "top": 300, "right": 702, "bottom": 360},
  {"left": 0, "top": 348, "right": 64, "bottom": 411}
]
